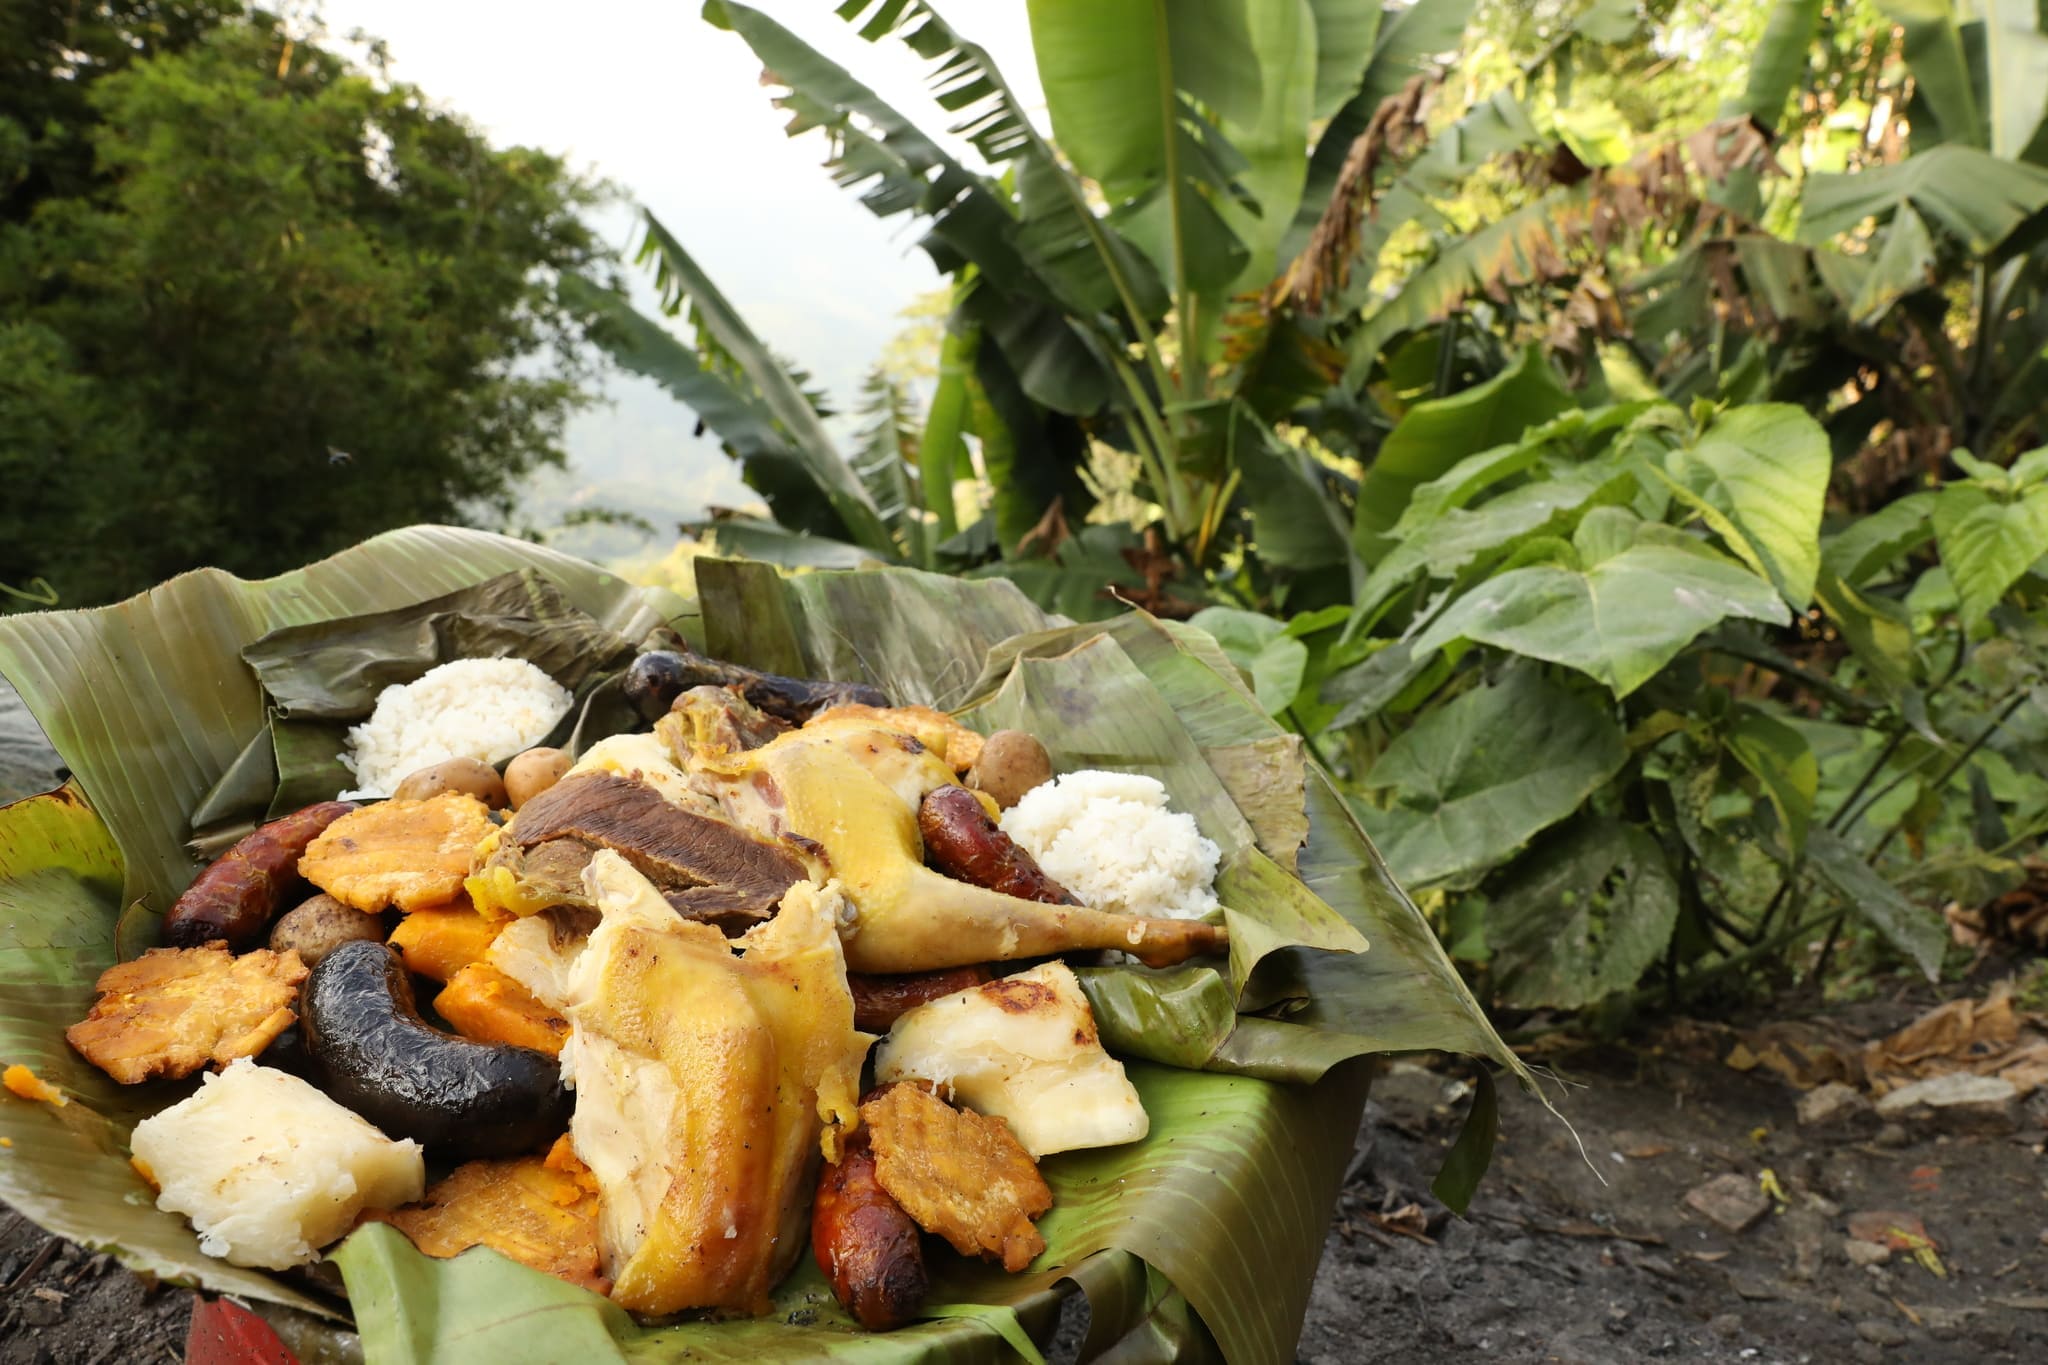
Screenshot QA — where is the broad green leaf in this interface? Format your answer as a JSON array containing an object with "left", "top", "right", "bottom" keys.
[
  {"left": 1815, "top": 572, "right": 1916, "bottom": 692},
  {"left": 1931, "top": 481, "right": 2048, "bottom": 625},
  {"left": 1027, "top": 0, "right": 1258, "bottom": 197},
  {"left": 1665, "top": 404, "right": 1830, "bottom": 607},
  {"left": 1805, "top": 827, "right": 1947, "bottom": 980},
  {"left": 1430, "top": 1068, "right": 1499, "bottom": 1215},
  {"left": 1875, "top": 0, "right": 1986, "bottom": 150},
  {"left": 1305, "top": 0, "right": 1383, "bottom": 117},
  {"left": 1214, "top": 0, "right": 1317, "bottom": 289},
  {"left": 1850, "top": 201, "right": 1937, "bottom": 322},
  {"left": 1353, "top": 347, "right": 1575, "bottom": 555},
  {"left": 1187, "top": 607, "right": 1310, "bottom": 715},
  {"left": 1797, "top": 145, "right": 2048, "bottom": 250},
  {"left": 1822, "top": 491, "right": 1939, "bottom": 586},
  {"left": 921, "top": 315, "right": 977, "bottom": 539},
  {"left": 1412, "top": 532, "right": 1789, "bottom": 698},
  {"left": 1725, "top": 705, "right": 1819, "bottom": 853},
  {"left": 1358, "top": 667, "right": 1626, "bottom": 887},
  {"left": 1723, "top": 0, "right": 1826, "bottom": 132},
  {"left": 1486, "top": 817, "right": 1680, "bottom": 1010},
  {"left": 1982, "top": 0, "right": 2048, "bottom": 162}
]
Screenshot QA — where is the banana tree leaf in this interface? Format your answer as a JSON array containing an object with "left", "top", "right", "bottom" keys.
[
  {"left": 0, "top": 527, "right": 676, "bottom": 921},
  {"left": 0, "top": 534, "right": 1528, "bottom": 1365}
]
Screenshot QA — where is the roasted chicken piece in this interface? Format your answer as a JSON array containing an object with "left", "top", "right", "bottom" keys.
[
  {"left": 66, "top": 944, "right": 307, "bottom": 1084},
  {"left": 689, "top": 722, "right": 1228, "bottom": 973},
  {"left": 299, "top": 793, "right": 495, "bottom": 913},
  {"left": 367, "top": 1136, "right": 608, "bottom": 1294},
  {"left": 806, "top": 703, "right": 985, "bottom": 773},
  {"left": 563, "top": 851, "right": 870, "bottom": 1315},
  {"left": 862, "top": 1082, "right": 1051, "bottom": 1273}
]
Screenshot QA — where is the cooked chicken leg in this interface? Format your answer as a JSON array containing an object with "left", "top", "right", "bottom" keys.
[{"left": 691, "top": 724, "right": 1227, "bottom": 973}]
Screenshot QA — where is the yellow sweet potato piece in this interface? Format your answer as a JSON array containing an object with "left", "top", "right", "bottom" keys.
[
  {"left": 434, "top": 963, "right": 568, "bottom": 1056},
  {"left": 389, "top": 902, "right": 505, "bottom": 983}
]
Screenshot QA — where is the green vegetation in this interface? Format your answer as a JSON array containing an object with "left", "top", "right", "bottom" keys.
[
  {"left": 588, "top": 0, "right": 2048, "bottom": 1013},
  {"left": 0, "top": 2, "right": 611, "bottom": 606}
]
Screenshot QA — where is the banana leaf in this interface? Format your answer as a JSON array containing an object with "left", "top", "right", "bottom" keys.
[{"left": 0, "top": 528, "right": 1526, "bottom": 1364}]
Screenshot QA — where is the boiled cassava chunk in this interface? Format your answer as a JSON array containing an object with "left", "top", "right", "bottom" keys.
[
  {"left": 873, "top": 961, "right": 1147, "bottom": 1156},
  {"left": 129, "top": 1058, "right": 424, "bottom": 1269}
]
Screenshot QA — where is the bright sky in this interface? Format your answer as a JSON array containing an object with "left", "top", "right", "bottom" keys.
[{"left": 319, "top": 0, "right": 1043, "bottom": 532}]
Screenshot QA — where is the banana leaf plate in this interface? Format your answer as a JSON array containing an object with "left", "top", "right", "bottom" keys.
[{"left": 0, "top": 527, "right": 1528, "bottom": 1364}]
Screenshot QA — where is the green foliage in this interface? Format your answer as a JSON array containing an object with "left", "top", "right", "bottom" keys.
[
  {"left": 0, "top": 7, "right": 610, "bottom": 607},
  {"left": 580, "top": 0, "right": 2048, "bottom": 1013}
]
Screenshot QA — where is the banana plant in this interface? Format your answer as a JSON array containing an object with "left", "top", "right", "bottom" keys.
[{"left": 578, "top": 0, "right": 1492, "bottom": 615}]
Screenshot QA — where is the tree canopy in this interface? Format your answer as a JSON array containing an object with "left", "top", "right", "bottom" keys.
[{"left": 0, "top": 2, "right": 612, "bottom": 607}]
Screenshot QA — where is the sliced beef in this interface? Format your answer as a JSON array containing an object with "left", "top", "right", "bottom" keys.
[{"left": 510, "top": 771, "right": 805, "bottom": 929}]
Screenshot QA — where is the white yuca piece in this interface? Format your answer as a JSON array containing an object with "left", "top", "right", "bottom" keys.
[
  {"left": 999, "top": 770, "right": 1221, "bottom": 919},
  {"left": 130, "top": 1058, "right": 423, "bottom": 1269},
  {"left": 874, "top": 960, "right": 1147, "bottom": 1156},
  {"left": 341, "top": 657, "right": 572, "bottom": 798}
]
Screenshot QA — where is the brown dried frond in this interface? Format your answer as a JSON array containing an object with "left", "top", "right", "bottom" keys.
[{"left": 1277, "top": 73, "right": 1438, "bottom": 313}]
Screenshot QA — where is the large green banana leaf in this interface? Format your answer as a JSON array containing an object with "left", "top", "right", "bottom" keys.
[{"left": 0, "top": 527, "right": 1524, "bottom": 1364}]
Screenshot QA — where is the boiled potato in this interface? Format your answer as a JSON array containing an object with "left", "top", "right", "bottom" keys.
[
  {"left": 392, "top": 757, "right": 507, "bottom": 809},
  {"left": 968, "top": 730, "right": 1054, "bottom": 810},
  {"left": 269, "top": 894, "right": 384, "bottom": 968},
  {"left": 504, "top": 747, "right": 571, "bottom": 810}
]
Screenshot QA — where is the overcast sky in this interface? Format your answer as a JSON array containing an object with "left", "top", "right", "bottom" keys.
[{"left": 320, "top": 1, "right": 1043, "bottom": 531}]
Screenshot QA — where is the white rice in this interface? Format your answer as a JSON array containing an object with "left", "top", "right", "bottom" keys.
[
  {"left": 999, "top": 770, "right": 1221, "bottom": 920},
  {"left": 340, "top": 658, "right": 572, "bottom": 799}
]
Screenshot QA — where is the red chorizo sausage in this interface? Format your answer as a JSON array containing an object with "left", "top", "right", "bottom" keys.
[
  {"left": 917, "top": 786, "right": 1078, "bottom": 905},
  {"left": 848, "top": 965, "right": 995, "bottom": 1033},
  {"left": 163, "top": 801, "right": 359, "bottom": 949},
  {"left": 812, "top": 1126, "right": 928, "bottom": 1330}
]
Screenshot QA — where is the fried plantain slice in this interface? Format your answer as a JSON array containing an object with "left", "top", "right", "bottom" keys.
[
  {"left": 300, "top": 792, "right": 495, "bottom": 912},
  {"left": 366, "top": 1136, "right": 608, "bottom": 1294},
  {"left": 65, "top": 944, "right": 307, "bottom": 1084},
  {"left": 863, "top": 1082, "right": 1051, "bottom": 1273}
]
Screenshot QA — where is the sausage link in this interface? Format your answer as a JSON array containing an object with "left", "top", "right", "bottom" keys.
[
  {"left": 917, "top": 786, "right": 1078, "bottom": 905},
  {"left": 163, "top": 801, "right": 359, "bottom": 949},
  {"left": 849, "top": 965, "right": 994, "bottom": 1033},
  {"left": 812, "top": 1127, "right": 928, "bottom": 1330}
]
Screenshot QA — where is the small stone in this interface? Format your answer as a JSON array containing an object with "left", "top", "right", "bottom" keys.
[
  {"left": 1874, "top": 1074, "right": 2019, "bottom": 1135},
  {"left": 1852, "top": 1344, "right": 1885, "bottom": 1365},
  {"left": 1845, "top": 1239, "right": 1892, "bottom": 1267},
  {"left": 1855, "top": 1319, "right": 1907, "bottom": 1346},
  {"left": 1685, "top": 1172, "right": 1773, "bottom": 1233},
  {"left": 1708, "top": 1312, "right": 1745, "bottom": 1338},
  {"left": 1847, "top": 1209, "right": 1931, "bottom": 1250},
  {"left": 1873, "top": 1123, "right": 1912, "bottom": 1149},
  {"left": 18, "top": 1299, "right": 60, "bottom": 1328},
  {"left": 1799, "top": 1082, "right": 1877, "bottom": 1133}
]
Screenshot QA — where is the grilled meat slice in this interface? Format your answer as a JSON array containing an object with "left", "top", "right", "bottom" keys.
[{"left": 509, "top": 771, "right": 804, "bottom": 928}]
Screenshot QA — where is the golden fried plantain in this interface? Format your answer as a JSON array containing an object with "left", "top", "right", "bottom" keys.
[
  {"left": 367, "top": 1135, "right": 608, "bottom": 1294},
  {"left": 65, "top": 944, "right": 307, "bottom": 1084},
  {"left": 862, "top": 1083, "right": 1051, "bottom": 1273},
  {"left": 299, "top": 792, "right": 495, "bottom": 912}
]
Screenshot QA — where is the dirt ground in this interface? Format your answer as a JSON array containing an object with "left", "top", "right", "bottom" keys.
[{"left": 6, "top": 983, "right": 2046, "bottom": 1363}]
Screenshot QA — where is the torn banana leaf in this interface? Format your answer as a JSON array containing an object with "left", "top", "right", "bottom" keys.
[{"left": 0, "top": 532, "right": 1524, "bottom": 1365}]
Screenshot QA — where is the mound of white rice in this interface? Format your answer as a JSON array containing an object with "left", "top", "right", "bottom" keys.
[
  {"left": 340, "top": 657, "right": 572, "bottom": 799},
  {"left": 999, "top": 770, "right": 1220, "bottom": 920}
]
